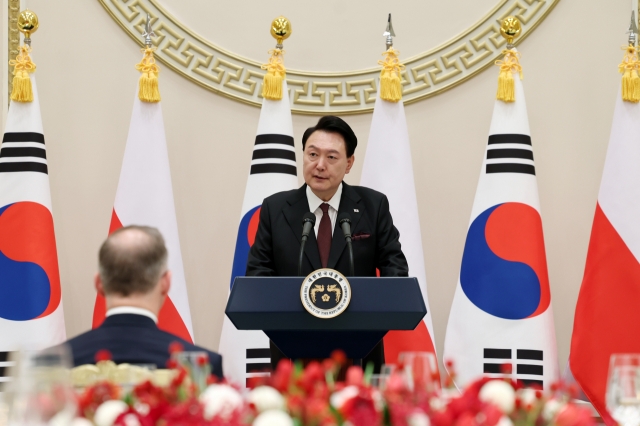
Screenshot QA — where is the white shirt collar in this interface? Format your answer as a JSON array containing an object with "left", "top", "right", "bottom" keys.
[
  {"left": 106, "top": 306, "right": 158, "bottom": 324},
  {"left": 306, "top": 182, "right": 343, "bottom": 213}
]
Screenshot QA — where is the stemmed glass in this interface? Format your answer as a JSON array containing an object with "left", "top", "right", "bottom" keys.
[
  {"left": 6, "top": 345, "right": 77, "bottom": 426},
  {"left": 398, "top": 351, "right": 439, "bottom": 393},
  {"left": 172, "top": 351, "right": 210, "bottom": 394},
  {"left": 606, "top": 354, "right": 640, "bottom": 426}
]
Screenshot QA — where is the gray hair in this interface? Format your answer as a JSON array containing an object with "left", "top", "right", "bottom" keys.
[{"left": 98, "top": 225, "right": 168, "bottom": 296}]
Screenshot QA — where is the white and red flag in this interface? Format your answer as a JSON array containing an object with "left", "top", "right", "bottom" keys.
[
  {"left": 0, "top": 71, "right": 66, "bottom": 357},
  {"left": 359, "top": 94, "right": 438, "bottom": 368},
  {"left": 569, "top": 90, "right": 640, "bottom": 424},
  {"left": 218, "top": 82, "right": 298, "bottom": 386},
  {"left": 91, "top": 84, "right": 193, "bottom": 343},
  {"left": 443, "top": 51, "right": 558, "bottom": 389}
]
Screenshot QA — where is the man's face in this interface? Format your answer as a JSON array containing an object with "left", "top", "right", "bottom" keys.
[{"left": 303, "top": 130, "right": 355, "bottom": 201}]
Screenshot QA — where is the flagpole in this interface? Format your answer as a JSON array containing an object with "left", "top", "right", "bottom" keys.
[{"left": 1, "top": 0, "right": 10, "bottom": 125}]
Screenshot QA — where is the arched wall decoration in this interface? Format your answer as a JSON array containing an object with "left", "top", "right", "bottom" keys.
[{"left": 98, "top": 0, "right": 560, "bottom": 115}]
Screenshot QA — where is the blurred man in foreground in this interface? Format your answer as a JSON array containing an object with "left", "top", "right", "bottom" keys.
[{"left": 64, "top": 225, "right": 223, "bottom": 378}]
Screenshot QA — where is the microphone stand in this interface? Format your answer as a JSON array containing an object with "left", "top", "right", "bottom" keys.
[
  {"left": 298, "top": 213, "right": 316, "bottom": 276},
  {"left": 298, "top": 236, "right": 308, "bottom": 277},
  {"left": 346, "top": 236, "right": 355, "bottom": 277}
]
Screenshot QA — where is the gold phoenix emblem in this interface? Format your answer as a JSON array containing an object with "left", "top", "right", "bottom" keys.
[
  {"left": 310, "top": 284, "right": 324, "bottom": 303},
  {"left": 327, "top": 284, "right": 341, "bottom": 302},
  {"left": 300, "top": 268, "right": 351, "bottom": 319}
]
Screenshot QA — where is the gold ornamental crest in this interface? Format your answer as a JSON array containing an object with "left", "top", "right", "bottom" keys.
[
  {"left": 98, "top": 0, "right": 559, "bottom": 114},
  {"left": 301, "top": 269, "right": 351, "bottom": 319}
]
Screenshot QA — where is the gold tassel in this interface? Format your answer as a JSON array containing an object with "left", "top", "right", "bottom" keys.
[
  {"left": 378, "top": 48, "right": 405, "bottom": 102},
  {"left": 9, "top": 45, "right": 36, "bottom": 103},
  {"left": 261, "top": 49, "right": 286, "bottom": 100},
  {"left": 619, "top": 45, "right": 640, "bottom": 103},
  {"left": 495, "top": 49, "right": 523, "bottom": 103},
  {"left": 135, "top": 47, "right": 161, "bottom": 103}
]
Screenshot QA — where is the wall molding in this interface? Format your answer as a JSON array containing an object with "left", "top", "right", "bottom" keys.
[{"left": 102, "top": 0, "right": 559, "bottom": 114}]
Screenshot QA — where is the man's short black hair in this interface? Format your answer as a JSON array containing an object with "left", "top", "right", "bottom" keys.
[{"left": 302, "top": 116, "right": 357, "bottom": 157}]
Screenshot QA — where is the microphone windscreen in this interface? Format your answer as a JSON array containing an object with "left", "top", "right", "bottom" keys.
[
  {"left": 338, "top": 212, "right": 352, "bottom": 224},
  {"left": 303, "top": 212, "right": 316, "bottom": 225}
]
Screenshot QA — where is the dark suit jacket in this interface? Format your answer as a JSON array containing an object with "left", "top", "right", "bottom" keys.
[
  {"left": 65, "top": 313, "right": 223, "bottom": 379},
  {"left": 246, "top": 182, "right": 409, "bottom": 370},
  {"left": 246, "top": 182, "right": 409, "bottom": 277}
]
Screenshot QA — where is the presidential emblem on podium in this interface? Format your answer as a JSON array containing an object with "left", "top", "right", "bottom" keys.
[{"left": 300, "top": 269, "right": 351, "bottom": 319}]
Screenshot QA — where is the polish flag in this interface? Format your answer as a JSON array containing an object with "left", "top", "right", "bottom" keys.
[
  {"left": 218, "top": 82, "right": 298, "bottom": 386},
  {"left": 0, "top": 74, "right": 66, "bottom": 355},
  {"left": 443, "top": 52, "right": 558, "bottom": 389},
  {"left": 360, "top": 94, "right": 438, "bottom": 369},
  {"left": 570, "top": 90, "right": 640, "bottom": 425},
  {"left": 91, "top": 87, "right": 193, "bottom": 343}
]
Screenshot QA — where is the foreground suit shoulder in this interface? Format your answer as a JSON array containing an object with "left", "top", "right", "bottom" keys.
[{"left": 64, "top": 314, "right": 223, "bottom": 379}]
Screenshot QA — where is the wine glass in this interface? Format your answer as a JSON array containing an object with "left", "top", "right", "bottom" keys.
[
  {"left": 172, "top": 351, "right": 211, "bottom": 394},
  {"left": 6, "top": 345, "right": 77, "bottom": 426},
  {"left": 606, "top": 354, "right": 640, "bottom": 426},
  {"left": 398, "top": 351, "right": 439, "bottom": 393}
]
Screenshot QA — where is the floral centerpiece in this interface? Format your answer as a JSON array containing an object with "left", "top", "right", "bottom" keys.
[{"left": 71, "top": 351, "right": 596, "bottom": 426}]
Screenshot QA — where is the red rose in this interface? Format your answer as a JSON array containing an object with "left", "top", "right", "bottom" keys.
[
  {"left": 555, "top": 404, "right": 596, "bottom": 426},
  {"left": 331, "top": 350, "right": 347, "bottom": 366},
  {"left": 196, "top": 353, "right": 209, "bottom": 366},
  {"left": 94, "top": 349, "right": 112, "bottom": 362},
  {"left": 168, "top": 341, "right": 184, "bottom": 354},
  {"left": 346, "top": 366, "right": 363, "bottom": 386}
]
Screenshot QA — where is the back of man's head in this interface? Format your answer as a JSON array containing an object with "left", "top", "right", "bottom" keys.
[{"left": 99, "top": 226, "right": 168, "bottom": 296}]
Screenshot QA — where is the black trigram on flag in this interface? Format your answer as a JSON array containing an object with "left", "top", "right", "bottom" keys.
[
  {"left": 0, "top": 132, "right": 48, "bottom": 174},
  {"left": 0, "top": 351, "right": 15, "bottom": 390},
  {"left": 485, "top": 134, "right": 535, "bottom": 176},
  {"left": 245, "top": 348, "right": 272, "bottom": 387},
  {"left": 484, "top": 348, "right": 544, "bottom": 388},
  {"left": 250, "top": 134, "right": 296, "bottom": 176}
]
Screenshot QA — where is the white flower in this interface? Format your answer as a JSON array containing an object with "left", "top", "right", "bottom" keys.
[
  {"left": 117, "top": 413, "right": 141, "bottom": 426},
  {"left": 429, "top": 396, "right": 446, "bottom": 412},
  {"left": 408, "top": 411, "right": 431, "bottom": 426},
  {"left": 93, "top": 400, "right": 128, "bottom": 426},
  {"left": 478, "top": 380, "right": 516, "bottom": 414},
  {"left": 49, "top": 411, "right": 83, "bottom": 426},
  {"left": 253, "top": 409, "right": 294, "bottom": 426},
  {"left": 543, "top": 398, "right": 566, "bottom": 421},
  {"left": 496, "top": 416, "right": 514, "bottom": 426},
  {"left": 199, "top": 384, "right": 244, "bottom": 420},
  {"left": 329, "top": 385, "right": 359, "bottom": 409},
  {"left": 70, "top": 418, "right": 94, "bottom": 426},
  {"left": 517, "top": 388, "right": 538, "bottom": 407},
  {"left": 372, "top": 389, "right": 384, "bottom": 412},
  {"left": 247, "top": 386, "right": 285, "bottom": 413}
]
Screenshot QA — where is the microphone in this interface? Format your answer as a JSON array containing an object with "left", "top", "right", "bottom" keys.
[
  {"left": 338, "top": 213, "right": 355, "bottom": 276},
  {"left": 298, "top": 212, "right": 317, "bottom": 276}
]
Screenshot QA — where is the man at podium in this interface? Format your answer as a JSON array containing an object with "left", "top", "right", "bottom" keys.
[{"left": 246, "top": 115, "right": 409, "bottom": 370}]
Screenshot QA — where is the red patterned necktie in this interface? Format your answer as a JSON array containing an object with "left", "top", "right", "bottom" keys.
[{"left": 317, "top": 203, "right": 332, "bottom": 268}]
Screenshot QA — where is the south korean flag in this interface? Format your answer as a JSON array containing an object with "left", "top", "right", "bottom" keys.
[
  {"left": 218, "top": 82, "right": 298, "bottom": 386},
  {"left": 0, "top": 74, "right": 66, "bottom": 366},
  {"left": 443, "top": 51, "right": 559, "bottom": 389}
]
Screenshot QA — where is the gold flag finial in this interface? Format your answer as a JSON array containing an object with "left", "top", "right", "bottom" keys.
[
  {"left": 136, "top": 13, "right": 161, "bottom": 103},
  {"left": 495, "top": 16, "right": 523, "bottom": 103},
  {"left": 620, "top": 10, "right": 640, "bottom": 103},
  {"left": 262, "top": 16, "right": 291, "bottom": 100},
  {"left": 379, "top": 14, "right": 404, "bottom": 102},
  {"left": 500, "top": 16, "right": 521, "bottom": 49},
  {"left": 10, "top": 9, "right": 38, "bottom": 103}
]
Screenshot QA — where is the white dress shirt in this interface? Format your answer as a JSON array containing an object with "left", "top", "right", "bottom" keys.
[
  {"left": 307, "top": 183, "right": 342, "bottom": 237},
  {"left": 106, "top": 306, "right": 158, "bottom": 324}
]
